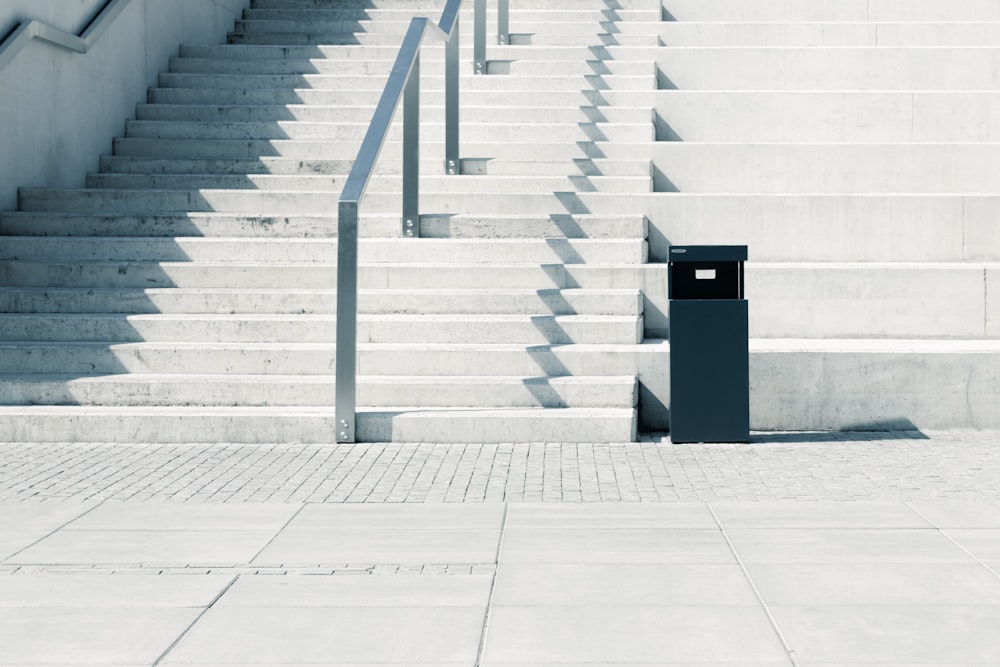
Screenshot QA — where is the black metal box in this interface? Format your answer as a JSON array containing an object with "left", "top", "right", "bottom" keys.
[{"left": 668, "top": 245, "right": 749, "bottom": 443}]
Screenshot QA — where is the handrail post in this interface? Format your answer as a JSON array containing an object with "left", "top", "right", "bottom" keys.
[
  {"left": 335, "top": 199, "right": 359, "bottom": 443},
  {"left": 445, "top": 16, "right": 460, "bottom": 174},
  {"left": 402, "top": 52, "right": 420, "bottom": 237},
  {"left": 473, "top": 0, "right": 486, "bottom": 74},
  {"left": 498, "top": 0, "right": 509, "bottom": 45}
]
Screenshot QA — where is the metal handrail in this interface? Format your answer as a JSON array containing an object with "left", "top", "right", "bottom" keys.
[
  {"left": 0, "top": 0, "right": 131, "bottom": 71},
  {"left": 336, "top": 0, "right": 511, "bottom": 443}
]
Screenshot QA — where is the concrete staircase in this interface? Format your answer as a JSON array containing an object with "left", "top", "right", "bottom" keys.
[
  {"left": 642, "top": 0, "right": 1000, "bottom": 429},
  {"left": 0, "top": 0, "right": 662, "bottom": 443}
]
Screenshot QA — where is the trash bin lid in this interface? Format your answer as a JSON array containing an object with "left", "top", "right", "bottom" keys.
[{"left": 669, "top": 245, "right": 747, "bottom": 262}]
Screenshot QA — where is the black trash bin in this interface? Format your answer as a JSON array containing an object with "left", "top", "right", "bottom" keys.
[{"left": 668, "top": 245, "right": 749, "bottom": 443}]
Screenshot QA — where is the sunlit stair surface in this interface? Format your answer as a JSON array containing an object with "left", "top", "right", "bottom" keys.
[{"left": 0, "top": 0, "right": 662, "bottom": 443}]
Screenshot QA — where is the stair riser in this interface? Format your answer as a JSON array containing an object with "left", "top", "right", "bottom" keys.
[
  {"left": 168, "top": 57, "right": 653, "bottom": 77},
  {"left": 232, "top": 18, "right": 660, "bottom": 35},
  {"left": 122, "top": 121, "right": 653, "bottom": 143},
  {"left": 0, "top": 377, "right": 636, "bottom": 409},
  {"left": 249, "top": 0, "right": 657, "bottom": 9},
  {"left": 96, "top": 156, "right": 651, "bottom": 177},
  {"left": 0, "top": 409, "right": 637, "bottom": 443},
  {"left": 85, "top": 173, "right": 650, "bottom": 194},
  {"left": 0, "top": 343, "right": 651, "bottom": 376},
  {"left": 0, "top": 238, "right": 647, "bottom": 264},
  {"left": 156, "top": 72, "right": 651, "bottom": 92},
  {"left": 176, "top": 43, "right": 655, "bottom": 60},
  {"left": 660, "top": 0, "right": 1000, "bottom": 22},
  {"left": 0, "top": 289, "right": 642, "bottom": 316},
  {"left": 655, "top": 91, "right": 1000, "bottom": 143},
  {"left": 658, "top": 22, "right": 1000, "bottom": 47},
  {"left": 111, "top": 136, "right": 616, "bottom": 159},
  {"left": 243, "top": 9, "right": 659, "bottom": 22},
  {"left": 16, "top": 190, "right": 636, "bottom": 216},
  {"left": 226, "top": 32, "right": 657, "bottom": 47},
  {"left": 136, "top": 103, "right": 652, "bottom": 124},
  {"left": 653, "top": 144, "right": 1000, "bottom": 194},
  {"left": 0, "top": 316, "right": 642, "bottom": 345},
  {"left": 646, "top": 194, "right": 1000, "bottom": 262},
  {"left": 147, "top": 88, "right": 611, "bottom": 106},
  {"left": 752, "top": 348, "right": 1000, "bottom": 430},
  {"left": 656, "top": 48, "right": 1000, "bottom": 91},
  {"left": 0, "top": 213, "right": 647, "bottom": 240},
  {"left": 0, "top": 263, "right": 654, "bottom": 290}
]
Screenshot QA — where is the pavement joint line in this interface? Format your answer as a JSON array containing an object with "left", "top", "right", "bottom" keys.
[
  {"left": 248, "top": 501, "right": 307, "bottom": 566},
  {"left": 474, "top": 503, "right": 509, "bottom": 667},
  {"left": 706, "top": 501, "right": 800, "bottom": 667},
  {"left": 0, "top": 499, "right": 103, "bottom": 563},
  {"left": 905, "top": 500, "right": 1000, "bottom": 582},
  {"left": 151, "top": 573, "right": 239, "bottom": 666}
]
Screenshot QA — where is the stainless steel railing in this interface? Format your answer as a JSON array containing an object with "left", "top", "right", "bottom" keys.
[
  {"left": 0, "top": 0, "right": 132, "bottom": 71},
  {"left": 335, "top": 0, "right": 509, "bottom": 443}
]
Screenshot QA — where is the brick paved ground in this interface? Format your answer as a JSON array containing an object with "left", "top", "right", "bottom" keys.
[{"left": 2, "top": 430, "right": 999, "bottom": 503}]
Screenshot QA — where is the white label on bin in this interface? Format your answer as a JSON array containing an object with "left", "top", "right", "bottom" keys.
[{"left": 695, "top": 269, "right": 716, "bottom": 280}]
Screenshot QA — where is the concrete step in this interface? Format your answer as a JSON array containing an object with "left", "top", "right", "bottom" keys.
[
  {"left": 0, "top": 212, "right": 648, "bottom": 239},
  {"left": 120, "top": 120, "right": 654, "bottom": 143},
  {"left": 0, "top": 374, "right": 637, "bottom": 409},
  {"left": 146, "top": 86, "right": 614, "bottom": 106},
  {"left": 655, "top": 47, "right": 1000, "bottom": 91},
  {"left": 96, "top": 155, "right": 651, "bottom": 178},
  {"left": 226, "top": 31, "right": 658, "bottom": 47},
  {"left": 176, "top": 43, "right": 657, "bottom": 61},
  {"left": 249, "top": 0, "right": 657, "bottom": 9},
  {"left": 0, "top": 313, "right": 643, "bottom": 345},
  {"left": 109, "top": 136, "right": 620, "bottom": 160},
  {"left": 746, "top": 262, "right": 1000, "bottom": 338},
  {"left": 749, "top": 338, "right": 1000, "bottom": 430},
  {"left": 84, "top": 172, "right": 650, "bottom": 194},
  {"left": 135, "top": 102, "right": 653, "bottom": 124},
  {"left": 168, "top": 55, "right": 654, "bottom": 77},
  {"left": 0, "top": 237, "right": 648, "bottom": 264},
  {"left": 0, "top": 340, "right": 657, "bottom": 376},
  {"left": 242, "top": 8, "right": 660, "bottom": 23},
  {"left": 15, "top": 187, "right": 641, "bottom": 215},
  {"left": 660, "top": 0, "right": 1000, "bottom": 22},
  {"left": 0, "top": 287, "right": 642, "bottom": 316},
  {"left": 654, "top": 91, "right": 1000, "bottom": 143},
  {"left": 651, "top": 143, "right": 1000, "bottom": 194},
  {"left": 657, "top": 22, "right": 1000, "bottom": 47},
  {"left": 645, "top": 193, "right": 1000, "bottom": 262},
  {"left": 231, "top": 18, "right": 659, "bottom": 36},
  {"left": 0, "top": 261, "right": 656, "bottom": 290},
  {"left": 155, "top": 72, "right": 653, "bottom": 92},
  {"left": 0, "top": 405, "right": 638, "bottom": 443}
]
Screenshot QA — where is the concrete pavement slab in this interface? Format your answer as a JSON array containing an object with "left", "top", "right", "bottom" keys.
[
  {"left": 253, "top": 527, "right": 502, "bottom": 565},
  {"left": 505, "top": 502, "right": 717, "bottom": 528},
  {"left": 771, "top": 606, "right": 1000, "bottom": 663},
  {"left": 160, "top": 606, "right": 484, "bottom": 664},
  {"left": 0, "top": 502, "right": 99, "bottom": 532},
  {"left": 216, "top": 573, "right": 493, "bottom": 607},
  {"left": 710, "top": 501, "right": 933, "bottom": 529},
  {"left": 907, "top": 501, "right": 1000, "bottom": 527},
  {"left": 946, "top": 529, "right": 1000, "bottom": 561},
  {"left": 0, "top": 573, "right": 233, "bottom": 607},
  {"left": 492, "top": 563, "right": 758, "bottom": 606},
  {"left": 66, "top": 501, "right": 302, "bottom": 531},
  {"left": 480, "top": 606, "right": 790, "bottom": 664},
  {"left": 500, "top": 527, "right": 737, "bottom": 564},
  {"left": 727, "top": 528, "right": 976, "bottom": 563},
  {"left": 746, "top": 562, "right": 1000, "bottom": 605},
  {"left": 0, "top": 606, "right": 199, "bottom": 665},
  {"left": 287, "top": 502, "right": 506, "bottom": 528},
  {"left": 12, "top": 529, "right": 279, "bottom": 565}
]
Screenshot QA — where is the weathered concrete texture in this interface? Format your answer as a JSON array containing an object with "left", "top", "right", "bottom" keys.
[{"left": 0, "top": 0, "right": 251, "bottom": 211}]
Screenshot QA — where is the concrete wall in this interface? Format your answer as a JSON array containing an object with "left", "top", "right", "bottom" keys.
[{"left": 0, "top": 0, "right": 251, "bottom": 212}]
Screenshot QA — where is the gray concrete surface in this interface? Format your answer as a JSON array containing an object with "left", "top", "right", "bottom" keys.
[{"left": 2, "top": 432, "right": 1000, "bottom": 664}]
